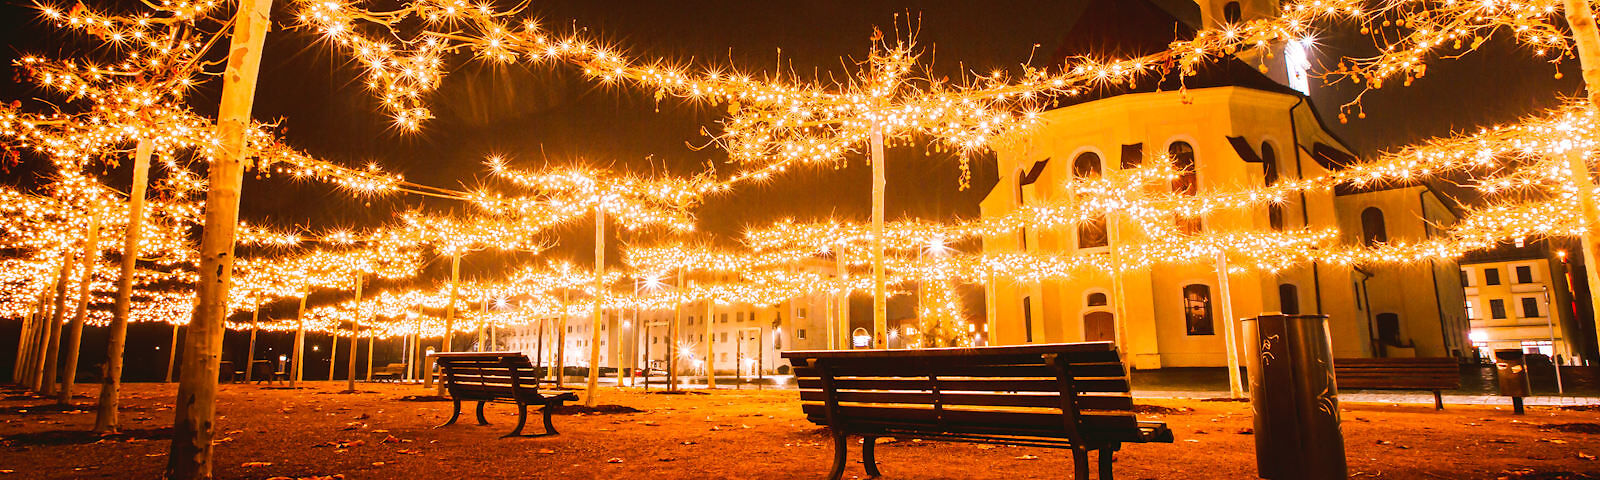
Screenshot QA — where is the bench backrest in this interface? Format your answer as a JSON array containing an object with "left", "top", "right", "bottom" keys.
[
  {"left": 432, "top": 352, "right": 540, "bottom": 399},
  {"left": 1334, "top": 357, "right": 1460, "bottom": 390},
  {"left": 783, "top": 342, "right": 1136, "bottom": 445}
]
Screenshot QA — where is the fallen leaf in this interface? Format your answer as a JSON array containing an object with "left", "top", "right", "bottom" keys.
[
  {"left": 538, "top": 449, "right": 556, "bottom": 454},
  {"left": 607, "top": 458, "right": 624, "bottom": 463},
  {"left": 240, "top": 462, "right": 273, "bottom": 468},
  {"left": 1581, "top": 452, "right": 1596, "bottom": 461},
  {"left": 1015, "top": 455, "right": 1038, "bottom": 460}
]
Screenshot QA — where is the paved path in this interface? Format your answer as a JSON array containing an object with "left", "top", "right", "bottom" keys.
[{"left": 1134, "top": 389, "right": 1600, "bottom": 406}]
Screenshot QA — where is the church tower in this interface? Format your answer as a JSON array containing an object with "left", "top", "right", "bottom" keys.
[{"left": 1193, "top": 0, "right": 1311, "bottom": 94}]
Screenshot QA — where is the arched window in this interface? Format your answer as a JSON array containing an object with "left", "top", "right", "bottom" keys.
[
  {"left": 1073, "top": 151, "right": 1103, "bottom": 177},
  {"left": 1277, "top": 284, "right": 1300, "bottom": 315},
  {"left": 1223, "top": 1, "right": 1243, "bottom": 23},
  {"left": 1086, "top": 292, "right": 1109, "bottom": 307},
  {"left": 1170, "top": 142, "right": 1202, "bottom": 234},
  {"left": 1074, "top": 151, "right": 1109, "bottom": 249},
  {"left": 1182, "top": 283, "right": 1215, "bottom": 335},
  {"left": 1262, "top": 142, "right": 1285, "bottom": 231},
  {"left": 1361, "top": 207, "right": 1388, "bottom": 246}
]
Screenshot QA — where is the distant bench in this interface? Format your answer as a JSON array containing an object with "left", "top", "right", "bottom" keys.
[
  {"left": 1334, "top": 357, "right": 1460, "bottom": 410},
  {"left": 370, "top": 363, "right": 405, "bottom": 382},
  {"left": 785, "top": 342, "right": 1173, "bottom": 480},
  {"left": 431, "top": 352, "right": 579, "bottom": 437}
]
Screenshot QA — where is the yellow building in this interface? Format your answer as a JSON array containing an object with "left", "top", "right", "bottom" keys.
[
  {"left": 980, "top": 0, "right": 1469, "bottom": 369},
  {"left": 1460, "top": 239, "right": 1585, "bottom": 365}
]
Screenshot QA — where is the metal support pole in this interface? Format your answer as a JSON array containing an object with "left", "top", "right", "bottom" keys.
[{"left": 1542, "top": 286, "right": 1565, "bottom": 395}]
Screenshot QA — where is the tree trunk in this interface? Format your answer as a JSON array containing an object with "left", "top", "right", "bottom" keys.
[
  {"left": 39, "top": 249, "right": 77, "bottom": 394},
  {"left": 94, "top": 138, "right": 153, "bottom": 431},
  {"left": 703, "top": 299, "right": 715, "bottom": 389},
  {"left": 292, "top": 292, "right": 307, "bottom": 387},
  {"left": 166, "top": 0, "right": 272, "bottom": 475},
  {"left": 587, "top": 205, "right": 605, "bottom": 406},
  {"left": 1563, "top": 0, "right": 1600, "bottom": 365},
  {"left": 244, "top": 306, "right": 259, "bottom": 384},
  {"left": 435, "top": 252, "right": 459, "bottom": 396},
  {"left": 870, "top": 122, "right": 887, "bottom": 348},
  {"left": 556, "top": 291, "right": 568, "bottom": 387},
  {"left": 668, "top": 269, "right": 681, "bottom": 391},
  {"left": 58, "top": 211, "right": 102, "bottom": 406},
  {"left": 164, "top": 324, "right": 178, "bottom": 383},
  {"left": 346, "top": 273, "right": 362, "bottom": 392}
]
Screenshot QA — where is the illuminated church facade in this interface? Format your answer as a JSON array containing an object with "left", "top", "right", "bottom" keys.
[{"left": 980, "top": 0, "right": 1470, "bottom": 369}]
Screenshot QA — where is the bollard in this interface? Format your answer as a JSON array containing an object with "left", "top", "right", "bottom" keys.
[
  {"left": 1494, "top": 349, "right": 1530, "bottom": 415},
  {"left": 1244, "top": 314, "right": 1347, "bottom": 480}
]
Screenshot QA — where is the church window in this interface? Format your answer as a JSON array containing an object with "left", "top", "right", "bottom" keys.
[
  {"left": 1223, "top": 2, "right": 1243, "bottom": 23},
  {"left": 1170, "top": 142, "right": 1202, "bottom": 234},
  {"left": 1360, "top": 207, "right": 1387, "bottom": 246},
  {"left": 1086, "top": 292, "right": 1108, "bottom": 307},
  {"left": 1074, "top": 151, "right": 1109, "bottom": 249}
]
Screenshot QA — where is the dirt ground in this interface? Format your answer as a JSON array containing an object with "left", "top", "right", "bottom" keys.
[{"left": 2, "top": 382, "right": 1599, "bottom": 479}]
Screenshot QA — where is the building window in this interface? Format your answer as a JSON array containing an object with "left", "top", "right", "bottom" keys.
[
  {"left": 1086, "top": 292, "right": 1108, "bottom": 307},
  {"left": 1520, "top": 297, "right": 1541, "bottom": 318},
  {"left": 1170, "top": 142, "right": 1201, "bottom": 234},
  {"left": 1376, "top": 313, "right": 1401, "bottom": 346},
  {"left": 1515, "top": 265, "right": 1534, "bottom": 284},
  {"left": 1459, "top": 269, "right": 1471, "bottom": 287},
  {"left": 1223, "top": 1, "right": 1243, "bottom": 23},
  {"left": 1023, "top": 296, "right": 1035, "bottom": 343},
  {"left": 1074, "top": 152, "right": 1109, "bottom": 248},
  {"left": 1360, "top": 207, "right": 1387, "bottom": 246},
  {"left": 1484, "top": 268, "right": 1501, "bottom": 286},
  {"left": 1465, "top": 301, "right": 1477, "bottom": 320},
  {"left": 721, "top": 313, "right": 729, "bottom": 323},
  {"left": 1489, "top": 299, "right": 1507, "bottom": 319},
  {"left": 797, "top": 329, "right": 807, "bottom": 340},
  {"left": 798, "top": 307, "right": 807, "bottom": 318},
  {"left": 720, "top": 332, "right": 728, "bottom": 342},
  {"left": 1262, "top": 142, "right": 1285, "bottom": 231},
  {"left": 1182, "top": 284, "right": 1215, "bottom": 336},
  {"left": 736, "top": 312, "right": 744, "bottom": 322},
  {"left": 687, "top": 316, "right": 695, "bottom": 325},
  {"left": 1278, "top": 284, "right": 1300, "bottom": 315}
]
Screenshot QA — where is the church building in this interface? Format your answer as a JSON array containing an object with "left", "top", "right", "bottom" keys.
[{"left": 980, "top": 0, "right": 1469, "bottom": 369}]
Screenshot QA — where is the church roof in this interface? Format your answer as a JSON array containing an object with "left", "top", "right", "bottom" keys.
[{"left": 1046, "top": 0, "right": 1305, "bottom": 108}]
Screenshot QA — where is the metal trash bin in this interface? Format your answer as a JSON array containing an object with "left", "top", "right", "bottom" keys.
[
  {"left": 1244, "top": 314, "right": 1347, "bottom": 480},
  {"left": 1494, "top": 349, "right": 1530, "bottom": 414}
]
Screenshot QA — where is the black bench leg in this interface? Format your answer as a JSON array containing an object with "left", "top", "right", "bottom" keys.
[
  {"left": 1072, "top": 447, "right": 1090, "bottom": 480},
  {"left": 1434, "top": 390, "right": 1444, "bottom": 410},
  {"left": 1098, "top": 446, "right": 1115, "bottom": 480},
  {"left": 541, "top": 403, "right": 560, "bottom": 435},
  {"left": 438, "top": 398, "right": 461, "bottom": 428},
  {"left": 827, "top": 432, "right": 848, "bottom": 480},
  {"left": 503, "top": 403, "right": 528, "bottom": 438},
  {"left": 476, "top": 401, "right": 490, "bottom": 425},
  {"left": 862, "top": 435, "right": 881, "bottom": 477}
]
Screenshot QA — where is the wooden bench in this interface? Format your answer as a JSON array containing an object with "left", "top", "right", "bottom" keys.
[
  {"left": 785, "top": 342, "right": 1173, "bottom": 480},
  {"left": 1334, "top": 357, "right": 1460, "bottom": 410},
  {"left": 431, "top": 352, "right": 579, "bottom": 437},
  {"left": 370, "top": 363, "right": 405, "bottom": 382}
]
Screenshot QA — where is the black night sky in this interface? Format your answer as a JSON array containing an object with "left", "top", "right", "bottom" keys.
[{"left": 0, "top": 0, "right": 1588, "bottom": 378}]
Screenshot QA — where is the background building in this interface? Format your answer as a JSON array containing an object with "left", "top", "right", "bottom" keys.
[
  {"left": 1461, "top": 239, "right": 1590, "bottom": 365},
  {"left": 979, "top": 0, "right": 1468, "bottom": 368}
]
